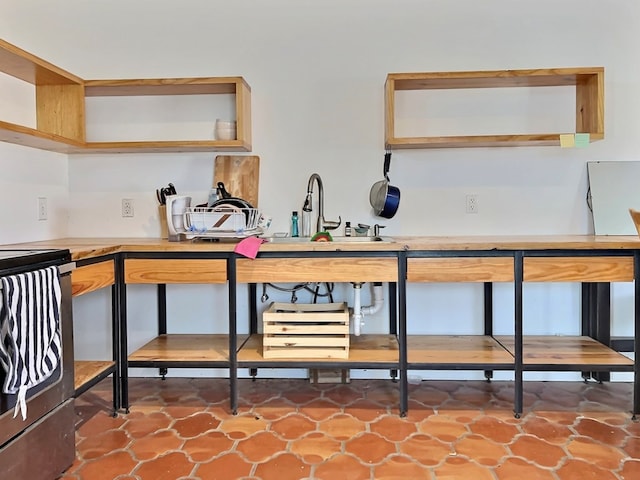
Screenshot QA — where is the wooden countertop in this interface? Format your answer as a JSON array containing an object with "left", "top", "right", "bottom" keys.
[{"left": 3, "top": 235, "right": 640, "bottom": 262}]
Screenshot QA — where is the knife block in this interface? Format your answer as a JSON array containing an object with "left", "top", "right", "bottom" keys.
[{"left": 158, "top": 205, "right": 168, "bottom": 239}]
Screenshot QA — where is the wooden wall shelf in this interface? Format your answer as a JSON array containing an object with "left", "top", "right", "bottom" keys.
[
  {"left": 385, "top": 67, "right": 604, "bottom": 149},
  {"left": 82, "top": 77, "right": 252, "bottom": 152},
  {"left": 0, "top": 39, "right": 85, "bottom": 152},
  {"left": 0, "top": 39, "right": 252, "bottom": 153}
]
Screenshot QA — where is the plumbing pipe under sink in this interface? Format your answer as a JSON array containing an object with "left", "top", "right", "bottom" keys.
[{"left": 351, "top": 282, "right": 384, "bottom": 336}]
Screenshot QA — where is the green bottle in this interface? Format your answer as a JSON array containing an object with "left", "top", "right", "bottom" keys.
[{"left": 291, "top": 211, "right": 299, "bottom": 237}]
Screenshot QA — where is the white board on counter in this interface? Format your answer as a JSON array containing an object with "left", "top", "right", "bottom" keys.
[{"left": 588, "top": 161, "right": 640, "bottom": 235}]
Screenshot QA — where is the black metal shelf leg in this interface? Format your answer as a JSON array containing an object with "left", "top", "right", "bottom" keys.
[
  {"left": 110, "top": 281, "right": 121, "bottom": 416},
  {"left": 228, "top": 256, "right": 238, "bottom": 415},
  {"left": 157, "top": 284, "right": 167, "bottom": 379},
  {"left": 514, "top": 251, "right": 523, "bottom": 419},
  {"left": 249, "top": 283, "right": 258, "bottom": 380},
  {"left": 398, "top": 253, "right": 408, "bottom": 416},
  {"left": 483, "top": 282, "right": 494, "bottom": 382},
  {"left": 388, "top": 282, "right": 398, "bottom": 381},
  {"left": 117, "top": 256, "right": 130, "bottom": 414},
  {"left": 634, "top": 252, "right": 640, "bottom": 419}
]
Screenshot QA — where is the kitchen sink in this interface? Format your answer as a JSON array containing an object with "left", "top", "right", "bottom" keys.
[{"left": 264, "top": 236, "right": 395, "bottom": 243}]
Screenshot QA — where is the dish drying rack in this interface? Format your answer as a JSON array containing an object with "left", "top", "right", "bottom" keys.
[{"left": 183, "top": 206, "right": 263, "bottom": 240}]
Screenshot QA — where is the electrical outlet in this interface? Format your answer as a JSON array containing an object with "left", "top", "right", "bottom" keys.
[
  {"left": 465, "top": 194, "right": 479, "bottom": 214},
  {"left": 37, "top": 197, "right": 47, "bottom": 221},
  {"left": 122, "top": 198, "right": 134, "bottom": 217}
]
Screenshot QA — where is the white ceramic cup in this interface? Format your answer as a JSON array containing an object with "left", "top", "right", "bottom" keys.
[{"left": 215, "top": 119, "right": 237, "bottom": 140}]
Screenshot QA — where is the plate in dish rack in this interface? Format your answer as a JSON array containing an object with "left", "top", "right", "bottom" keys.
[
  {"left": 183, "top": 206, "right": 263, "bottom": 240},
  {"left": 184, "top": 227, "right": 263, "bottom": 240}
]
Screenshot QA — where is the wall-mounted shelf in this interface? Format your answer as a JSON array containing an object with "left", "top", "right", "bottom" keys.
[
  {"left": 0, "top": 39, "right": 252, "bottom": 153},
  {"left": 385, "top": 67, "right": 604, "bottom": 149},
  {"left": 81, "top": 77, "right": 252, "bottom": 153},
  {"left": 0, "top": 38, "right": 85, "bottom": 153}
]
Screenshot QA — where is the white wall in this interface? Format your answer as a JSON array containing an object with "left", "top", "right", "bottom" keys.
[{"left": 1, "top": 0, "right": 638, "bottom": 379}]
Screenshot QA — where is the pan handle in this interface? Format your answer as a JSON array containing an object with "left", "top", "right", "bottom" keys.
[
  {"left": 216, "top": 182, "right": 232, "bottom": 199},
  {"left": 383, "top": 151, "right": 392, "bottom": 181}
]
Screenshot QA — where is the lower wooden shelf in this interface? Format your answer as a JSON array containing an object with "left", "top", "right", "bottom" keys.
[
  {"left": 494, "top": 335, "right": 634, "bottom": 369},
  {"left": 128, "top": 334, "right": 245, "bottom": 365},
  {"left": 123, "top": 333, "right": 632, "bottom": 374},
  {"left": 407, "top": 335, "right": 514, "bottom": 368},
  {"left": 238, "top": 334, "right": 399, "bottom": 367},
  {"left": 74, "top": 360, "right": 116, "bottom": 391}
]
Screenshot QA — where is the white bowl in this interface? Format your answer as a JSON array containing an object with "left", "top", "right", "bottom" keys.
[
  {"left": 215, "top": 127, "right": 237, "bottom": 140},
  {"left": 215, "top": 119, "right": 236, "bottom": 128},
  {"left": 215, "top": 119, "right": 237, "bottom": 140}
]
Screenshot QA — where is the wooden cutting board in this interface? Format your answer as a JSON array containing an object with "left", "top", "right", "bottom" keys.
[{"left": 213, "top": 155, "right": 260, "bottom": 207}]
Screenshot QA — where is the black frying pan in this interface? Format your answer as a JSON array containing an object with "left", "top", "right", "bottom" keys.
[
  {"left": 211, "top": 182, "right": 254, "bottom": 210},
  {"left": 369, "top": 151, "right": 400, "bottom": 219}
]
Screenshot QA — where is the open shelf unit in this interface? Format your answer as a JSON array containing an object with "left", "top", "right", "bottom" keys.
[
  {"left": 71, "top": 258, "right": 119, "bottom": 410},
  {"left": 385, "top": 67, "right": 604, "bottom": 149},
  {"left": 0, "top": 38, "right": 252, "bottom": 153},
  {"left": 0, "top": 38, "right": 85, "bottom": 153},
  {"left": 76, "top": 242, "right": 636, "bottom": 416},
  {"left": 82, "top": 77, "right": 251, "bottom": 153}
]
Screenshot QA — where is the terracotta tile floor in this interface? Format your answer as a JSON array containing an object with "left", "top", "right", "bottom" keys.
[{"left": 59, "top": 377, "right": 640, "bottom": 480}]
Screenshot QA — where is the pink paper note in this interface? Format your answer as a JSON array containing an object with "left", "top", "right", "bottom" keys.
[{"left": 234, "top": 236, "right": 266, "bottom": 259}]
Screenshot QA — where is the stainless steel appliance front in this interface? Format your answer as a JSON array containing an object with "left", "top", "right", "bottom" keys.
[{"left": 0, "top": 249, "right": 75, "bottom": 479}]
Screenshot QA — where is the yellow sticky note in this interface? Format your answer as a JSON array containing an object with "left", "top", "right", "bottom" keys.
[
  {"left": 560, "top": 134, "right": 575, "bottom": 148},
  {"left": 575, "top": 133, "right": 590, "bottom": 148}
]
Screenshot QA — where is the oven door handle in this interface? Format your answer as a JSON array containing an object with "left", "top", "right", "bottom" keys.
[
  {"left": 0, "top": 262, "right": 76, "bottom": 292},
  {"left": 59, "top": 262, "right": 76, "bottom": 275}
]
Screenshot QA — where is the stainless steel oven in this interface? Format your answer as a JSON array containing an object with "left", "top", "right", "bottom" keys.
[{"left": 0, "top": 249, "right": 75, "bottom": 479}]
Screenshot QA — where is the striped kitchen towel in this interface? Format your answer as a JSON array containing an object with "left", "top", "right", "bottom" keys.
[{"left": 0, "top": 266, "right": 62, "bottom": 420}]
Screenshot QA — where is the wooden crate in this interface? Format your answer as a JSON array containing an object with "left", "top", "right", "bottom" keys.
[{"left": 263, "top": 302, "right": 350, "bottom": 359}]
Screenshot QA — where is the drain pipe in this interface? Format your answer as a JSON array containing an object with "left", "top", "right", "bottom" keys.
[
  {"left": 352, "top": 283, "right": 363, "bottom": 336},
  {"left": 362, "top": 282, "right": 384, "bottom": 316},
  {"left": 351, "top": 282, "right": 384, "bottom": 336}
]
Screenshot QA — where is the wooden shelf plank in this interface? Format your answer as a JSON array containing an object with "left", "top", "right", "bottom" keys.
[
  {"left": 407, "top": 257, "right": 514, "bottom": 282},
  {"left": 388, "top": 67, "right": 604, "bottom": 90},
  {"left": 494, "top": 335, "right": 634, "bottom": 366},
  {"left": 523, "top": 256, "right": 634, "bottom": 282},
  {"left": 0, "top": 38, "right": 83, "bottom": 85},
  {"left": 386, "top": 134, "right": 598, "bottom": 149},
  {"left": 84, "top": 77, "right": 249, "bottom": 96},
  {"left": 236, "top": 257, "right": 398, "bottom": 283},
  {"left": 0, "top": 120, "right": 84, "bottom": 153},
  {"left": 0, "top": 122, "right": 251, "bottom": 153},
  {"left": 81, "top": 140, "right": 251, "bottom": 153},
  {"left": 72, "top": 260, "right": 115, "bottom": 296},
  {"left": 238, "top": 334, "right": 399, "bottom": 364},
  {"left": 124, "top": 258, "right": 227, "bottom": 284},
  {"left": 128, "top": 334, "right": 241, "bottom": 363},
  {"left": 74, "top": 360, "right": 115, "bottom": 390},
  {"left": 407, "top": 335, "right": 514, "bottom": 365}
]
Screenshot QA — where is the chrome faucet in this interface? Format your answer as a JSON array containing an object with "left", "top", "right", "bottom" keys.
[{"left": 302, "top": 173, "right": 341, "bottom": 234}]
